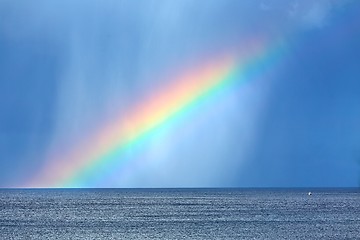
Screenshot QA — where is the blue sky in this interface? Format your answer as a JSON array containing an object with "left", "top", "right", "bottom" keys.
[{"left": 0, "top": 0, "right": 360, "bottom": 187}]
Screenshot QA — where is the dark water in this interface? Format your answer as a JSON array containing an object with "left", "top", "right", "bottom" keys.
[{"left": 1, "top": 189, "right": 360, "bottom": 239}]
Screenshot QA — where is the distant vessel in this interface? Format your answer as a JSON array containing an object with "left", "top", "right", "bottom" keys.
[{"left": 308, "top": 192, "right": 312, "bottom": 196}]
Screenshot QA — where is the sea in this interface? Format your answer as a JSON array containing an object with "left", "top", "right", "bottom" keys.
[{"left": 1, "top": 188, "right": 359, "bottom": 239}]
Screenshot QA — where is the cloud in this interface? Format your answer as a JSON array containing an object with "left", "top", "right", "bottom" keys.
[
  {"left": 260, "top": 2, "right": 272, "bottom": 11},
  {"left": 301, "top": 1, "right": 332, "bottom": 28},
  {"left": 258, "top": 0, "right": 352, "bottom": 29},
  {"left": 288, "top": 0, "right": 352, "bottom": 29}
]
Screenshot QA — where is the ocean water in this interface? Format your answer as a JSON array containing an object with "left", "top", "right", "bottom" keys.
[{"left": 0, "top": 189, "right": 359, "bottom": 239}]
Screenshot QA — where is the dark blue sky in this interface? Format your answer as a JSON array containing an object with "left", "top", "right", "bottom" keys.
[{"left": 1, "top": 0, "right": 360, "bottom": 187}]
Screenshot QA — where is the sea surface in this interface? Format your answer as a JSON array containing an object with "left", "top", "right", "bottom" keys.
[{"left": 1, "top": 188, "right": 360, "bottom": 239}]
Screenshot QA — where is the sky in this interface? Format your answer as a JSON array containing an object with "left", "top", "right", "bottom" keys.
[{"left": 0, "top": 0, "right": 359, "bottom": 188}]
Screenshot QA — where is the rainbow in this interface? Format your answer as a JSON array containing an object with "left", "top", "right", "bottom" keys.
[{"left": 28, "top": 37, "right": 286, "bottom": 188}]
